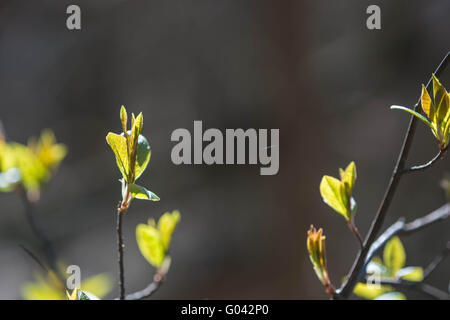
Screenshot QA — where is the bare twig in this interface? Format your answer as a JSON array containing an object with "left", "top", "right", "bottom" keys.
[
  {"left": 18, "top": 187, "right": 58, "bottom": 272},
  {"left": 422, "top": 241, "right": 450, "bottom": 280},
  {"left": 338, "top": 52, "right": 450, "bottom": 298},
  {"left": 365, "top": 277, "right": 449, "bottom": 300},
  {"left": 123, "top": 273, "right": 164, "bottom": 300},
  {"left": 116, "top": 203, "right": 126, "bottom": 300},
  {"left": 402, "top": 147, "right": 448, "bottom": 174}
]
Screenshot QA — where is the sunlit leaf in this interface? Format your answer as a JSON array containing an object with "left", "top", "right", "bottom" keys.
[
  {"left": 136, "top": 223, "right": 165, "bottom": 268},
  {"left": 421, "top": 85, "right": 434, "bottom": 119},
  {"left": 320, "top": 175, "right": 349, "bottom": 220},
  {"left": 353, "top": 282, "right": 390, "bottom": 300},
  {"left": 396, "top": 266, "right": 423, "bottom": 282},
  {"left": 81, "top": 273, "right": 112, "bottom": 299},
  {"left": 106, "top": 132, "right": 129, "bottom": 180},
  {"left": 340, "top": 161, "right": 356, "bottom": 192},
  {"left": 383, "top": 236, "right": 406, "bottom": 275},
  {"left": 391, "top": 105, "right": 434, "bottom": 131},
  {"left": 129, "top": 183, "right": 160, "bottom": 201},
  {"left": 157, "top": 210, "right": 180, "bottom": 250}
]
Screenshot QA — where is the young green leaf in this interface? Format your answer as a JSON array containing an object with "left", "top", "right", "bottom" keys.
[
  {"left": 106, "top": 132, "right": 129, "bottom": 180},
  {"left": 353, "top": 282, "right": 391, "bottom": 300},
  {"left": 396, "top": 266, "right": 423, "bottom": 282},
  {"left": 129, "top": 183, "right": 160, "bottom": 201},
  {"left": 320, "top": 175, "right": 349, "bottom": 220},
  {"left": 120, "top": 105, "right": 128, "bottom": 136},
  {"left": 157, "top": 211, "right": 181, "bottom": 250},
  {"left": 383, "top": 236, "right": 406, "bottom": 275},
  {"left": 421, "top": 84, "right": 434, "bottom": 119},
  {"left": 390, "top": 105, "right": 434, "bottom": 130},
  {"left": 136, "top": 223, "right": 165, "bottom": 268}
]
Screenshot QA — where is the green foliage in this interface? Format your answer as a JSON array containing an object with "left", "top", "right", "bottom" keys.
[
  {"left": 383, "top": 236, "right": 406, "bottom": 275},
  {"left": 320, "top": 161, "right": 357, "bottom": 220},
  {"left": 353, "top": 237, "right": 423, "bottom": 300},
  {"left": 391, "top": 75, "right": 450, "bottom": 150},
  {"left": 22, "top": 268, "right": 112, "bottom": 300},
  {"left": 0, "top": 130, "right": 66, "bottom": 198},
  {"left": 136, "top": 210, "right": 180, "bottom": 269},
  {"left": 106, "top": 106, "right": 158, "bottom": 204}
]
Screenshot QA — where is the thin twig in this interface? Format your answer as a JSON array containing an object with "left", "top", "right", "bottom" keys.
[
  {"left": 402, "top": 147, "right": 448, "bottom": 174},
  {"left": 338, "top": 52, "right": 450, "bottom": 298},
  {"left": 422, "top": 241, "right": 450, "bottom": 280},
  {"left": 122, "top": 273, "right": 164, "bottom": 300},
  {"left": 18, "top": 187, "right": 57, "bottom": 272},
  {"left": 365, "top": 277, "right": 449, "bottom": 300},
  {"left": 359, "top": 203, "right": 450, "bottom": 282},
  {"left": 116, "top": 204, "right": 126, "bottom": 300}
]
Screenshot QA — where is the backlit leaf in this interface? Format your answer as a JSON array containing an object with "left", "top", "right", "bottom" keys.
[
  {"left": 136, "top": 223, "right": 165, "bottom": 268},
  {"left": 383, "top": 236, "right": 406, "bottom": 275},
  {"left": 421, "top": 85, "right": 434, "bottom": 119},
  {"left": 320, "top": 175, "right": 349, "bottom": 220},
  {"left": 129, "top": 183, "right": 160, "bottom": 201},
  {"left": 106, "top": 132, "right": 129, "bottom": 180},
  {"left": 396, "top": 266, "right": 423, "bottom": 282},
  {"left": 157, "top": 210, "right": 180, "bottom": 250},
  {"left": 353, "top": 282, "right": 390, "bottom": 300}
]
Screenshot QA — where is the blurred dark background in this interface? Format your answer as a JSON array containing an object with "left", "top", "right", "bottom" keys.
[{"left": 0, "top": 0, "right": 449, "bottom": 299}]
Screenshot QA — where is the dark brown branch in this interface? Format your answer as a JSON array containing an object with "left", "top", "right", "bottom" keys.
[
  {"left": 116, "top": 204, "right": 126, "bottom": 300},
  {"left": 338, "top": 52, "right": 450, "bottom": 298},
  {"left": 402, "top": 147, "right": 448, "bottom": 174}
]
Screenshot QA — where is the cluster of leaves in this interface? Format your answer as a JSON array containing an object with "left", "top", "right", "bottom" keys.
[
  {"left": 106, "top": 106, "right": 159, "bottom": 206},
  {"left": 354, "top": 237, "right": 423, "bottom": 300},
  {"left": 0, "top": 130, "right": 66, "bottom": 200},
  {"left": 136, "top": 210, "right": 180, "bottom": 269},
  {"left": 22, "top": 265, "right": 112, "bottom": 300},
  {"left": 392, "top": 75, "right": 450, "bottom": 150},
  {"left": 320, "top": 161, "right": 357, "bottom": 221}
]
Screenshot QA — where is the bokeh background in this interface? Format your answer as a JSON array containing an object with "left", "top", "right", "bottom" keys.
[{"left": 0, "top": 0, "right": 449, "bottom": 299}]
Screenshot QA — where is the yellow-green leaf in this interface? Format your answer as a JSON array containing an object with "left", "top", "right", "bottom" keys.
[
  {"left": 80, "top": 273, "right": 112, "bottom": 299},
  {"left": 421, "top": 85, "right": 434, "bottom": 119},
  {"left": 383, "top": 236, "right": 406, "bottom": 275},
  {"left": 136, "top": 223, "right": 165, "bottom": 268},
  {"left": 320, "top": 175, "right": 349, "bottom": 220},
  {"left": 396, "top": 266, "right": 423, "bottom": 282},
  {"left": 106, "top": 132, "right": 129, "bottom": 180},
  {"left": 120, "top": 106, "right": 128, "bottom": 135},
  {"left": 129, "top": 183, "right": 160, "bottom": 201},
  {"left": 157, "top": 210, "right": 180, "bottom": 250},
  {"left": 353, "top": 282, "right": 390, "bottom": 300},
  {"left": 340, "top": 161, "right": 356, "bottom": 196}
]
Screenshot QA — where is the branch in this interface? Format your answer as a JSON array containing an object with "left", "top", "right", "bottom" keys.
[
  {"left": 365, "top": 278, "right": 449, "bottom": 300},
  {"left": 338, "top": 52, "right": 450, "bottom": 298},
  {"left": 18, "top": 186, "right": 58, "bottom": 273},
  {"left": 362, "top": 241, "right": 450, "bottom": 300},
  {"left": 402, "top": 147, "right": 448, "bottom": 174},
  {"left": 359, "top": 203, "right": 450, "bottom": 282},
  {"left": 122, "top": 273, "right": 164, "bottom": 300},
  {"left": 116, "top": 203, "right": 126, "bottom": 300}
]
